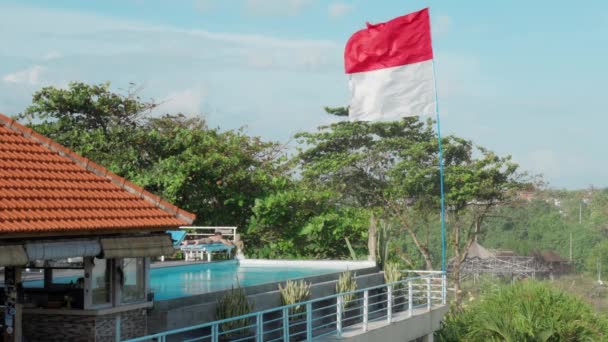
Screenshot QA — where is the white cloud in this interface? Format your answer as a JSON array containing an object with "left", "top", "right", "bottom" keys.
[
  {"left": 0, "top": 4, "right": 342, "bottom": 145},
  {"left": 155, "top": 88, "right": 206, "bottom": 115},
  {"left": 2, "top": 65, "right": 46, "bottom": 85},
  {"left": 244, "top": 0, "right": 312, "bottom": 16},
  {"left": 42, "top": 50, "right": 62, "bottom": 60},
  {"left": 328, "top": 3, "right": 353, "bottom": 18}
]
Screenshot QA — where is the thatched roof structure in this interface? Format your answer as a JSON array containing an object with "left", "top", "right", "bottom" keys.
[
  {"left": 466, "top": 241, "right": 494, "bottom": 259},
  {"left": 538, "top": 250, "right": 568, "bottom": 263}
]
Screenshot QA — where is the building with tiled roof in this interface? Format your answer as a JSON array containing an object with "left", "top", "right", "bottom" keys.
[{"left": 0, "top": 113, "right": 195, "bottom": 341}]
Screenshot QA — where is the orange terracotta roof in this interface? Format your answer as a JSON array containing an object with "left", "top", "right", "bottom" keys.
[{"left": 0, "top": 113, "right": 195, "bottom": 234}]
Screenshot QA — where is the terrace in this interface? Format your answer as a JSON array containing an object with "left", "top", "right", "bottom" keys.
[{"left": 125, "top": 271, "right": 446, "bottom": 342}]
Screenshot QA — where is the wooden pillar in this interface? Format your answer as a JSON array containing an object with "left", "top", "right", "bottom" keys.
[{"left": 3, "top": 267, "right": 22, "bottom": 342}]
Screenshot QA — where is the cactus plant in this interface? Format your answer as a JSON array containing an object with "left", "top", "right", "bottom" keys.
[
  {"left": 216, "top": 286, "right": 253, "bottom": 336},
  {"left": 384, "top": 262, "right": 403, "bottom": 289},
  {"left": 336, "top": 270, "right": 357, "bottom": 308},
  {"left": 376, "top": 221, "right": 392, "bottom": 269},
  {"left": 279, "top": 279, "right": 311, "bottom": 316}
]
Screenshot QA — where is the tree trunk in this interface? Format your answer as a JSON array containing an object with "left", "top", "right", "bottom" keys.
[
  {"left": 452, "top": 219, "right": 463, "bottom": 304},
  {"left": 368, "top": 213, "right": 377, "bottom": 262},
  {"left": 399, "top": 213, "right": 434, "bottom": 270}
]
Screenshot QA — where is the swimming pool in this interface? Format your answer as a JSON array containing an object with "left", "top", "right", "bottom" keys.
[
  {"left": 150, "top": 260, "right": 351, "bottom": 300},
  {"left": 17, "top": 260, "right": 375, "bottom": 301}
]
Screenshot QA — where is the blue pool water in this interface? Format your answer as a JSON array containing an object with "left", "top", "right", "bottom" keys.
[
  {"left": 151, "top": 261, "right": 342, "bottom": 300},
  {"left": 18, "top": 261, "right": 347, "bottom": 300}
]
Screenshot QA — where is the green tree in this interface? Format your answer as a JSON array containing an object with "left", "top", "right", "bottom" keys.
[
  {"left": 585, "top": 241, "right": 608, "bottom": 280},
  {"left": 247, "top": 185, "right": 370, "bottom": 258},
  {"left": 20, "top": 83, "right": 287, "bottom": 236},
  {"left": 295, "top": 112, "right": 439, "bottom": 267},
  {"left": 21, "top": 81, "right": 156, "bottom": 133},
  {"left": 296, "top": 108, "right": 527, "bottom": 281}
]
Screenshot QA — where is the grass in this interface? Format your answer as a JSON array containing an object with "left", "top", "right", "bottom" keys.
[
  {"left": 459, "top": 273, "right": 608, "bottom": 312},
  {"left": 438, "top": 278, "right": 608, "bottom": 341}
]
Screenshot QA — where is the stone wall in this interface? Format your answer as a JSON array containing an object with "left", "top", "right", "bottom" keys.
[{"left": 22, "top": 308, "right": 147, "bottom": 342}]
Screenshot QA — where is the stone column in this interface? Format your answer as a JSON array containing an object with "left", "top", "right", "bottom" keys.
[{"left": 3, "top": 267, "right": 22, "bottom": 342}]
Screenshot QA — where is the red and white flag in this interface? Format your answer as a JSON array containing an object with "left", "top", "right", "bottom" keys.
[{"left": 345, "top": 8, "right": 436, "bottom": 121}]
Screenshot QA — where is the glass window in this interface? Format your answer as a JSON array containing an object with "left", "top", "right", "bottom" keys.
[
  {"left": 91, "top": 258, "right": 111, "bottom": 306},
  {"left": 121, "top": 258, "right": 145, "bottom": 303},
  {"left": 52, "top": 269, "right": 84, "bottom": 288}
]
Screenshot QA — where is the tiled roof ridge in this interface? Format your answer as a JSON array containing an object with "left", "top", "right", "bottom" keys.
[{"left": 0, "top": 113, "right": 195, "bottom": 224}]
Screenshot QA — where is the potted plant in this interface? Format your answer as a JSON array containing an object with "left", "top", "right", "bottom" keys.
[
  {"left": 384, "top": 262, "right": 406, "bottom": 313},
  {"left": 216, "top": 286, "right": 254, "bottom": 341},
  {"left": 279, "top": 280, "right": 311, "bottom": 340},
  {"left": 336, "top": 270, "right": 358, "bottom": 326}
]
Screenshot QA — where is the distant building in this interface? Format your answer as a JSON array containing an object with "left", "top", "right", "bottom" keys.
[
  {"left": 533, "top": 250, "right": 573, "bottom": 275},
  {"left": 517, "top": 190, "right": 536, "bottom": 201},
  {"left": 452, "top": 241, "right": 572, "bottom": 281}
]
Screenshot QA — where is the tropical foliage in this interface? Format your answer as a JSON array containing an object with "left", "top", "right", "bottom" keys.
[
  {"left": 437, "top": 281, "right": 608, "bottom": 341},
  {"left": 17, "top": 82, "right": 608, "bottom": 278},
  {"left": 278, "top": 280, "right": 311, "bottom": 316},
  {"left": 336, "top": 270, "right": 358, "bottom": 308},
  {"left": 215, "top": 286, "right": 253, "bottom": 335}
]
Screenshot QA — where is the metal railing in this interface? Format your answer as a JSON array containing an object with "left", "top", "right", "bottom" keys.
[
  {"left": 124, "top": 271, "right": 446, "bottom": 342},
  {"left": 180, "top": 226, "right": 238, "bottom": 240}
]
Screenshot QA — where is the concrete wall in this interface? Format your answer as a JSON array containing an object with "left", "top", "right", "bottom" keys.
[
  {"left": 147, "top": 269, "right": 383, "bottom": 334},
  {"left": 22, "top": 308, "right": 147, "bottom": 342},
  {"left": 319, "top": 305, "right": 449, "bottom": 342}
]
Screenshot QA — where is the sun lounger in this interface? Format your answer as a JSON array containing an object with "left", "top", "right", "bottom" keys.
[{"left": 180, "top": 243, "right": 235, "bottom": 261}]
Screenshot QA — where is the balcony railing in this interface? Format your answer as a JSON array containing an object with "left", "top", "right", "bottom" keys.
[{"left": 124, "top": 271, "right": 446, "bottom": 342}]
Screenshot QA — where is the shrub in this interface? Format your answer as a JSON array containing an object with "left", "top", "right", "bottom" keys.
[
  {"left": 336, "top": 270, "right": 357, "bottom": 308},
  {"left": 436, "top": 280, "right": 608, "bottom": 341},
  {"left": 279, "top": 280, "right": 311, "bottom": 317},
  {"left": 384, "top": 262, "right": 403, "bottom": 289},
  {"left": 216, "top": 287, "right": 253, "bottom": 336}
]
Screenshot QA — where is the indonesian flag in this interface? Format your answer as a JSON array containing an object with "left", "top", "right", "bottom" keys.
[{"left": 345, "top": 8, "right": 436, "bottom": 121}]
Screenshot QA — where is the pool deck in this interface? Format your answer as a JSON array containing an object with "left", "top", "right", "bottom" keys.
[
  {"left": 152, "top": 258, "right": 376, "bottom": 268},
  {"left": 19, "top": 258, "right": 376, "bottom": 282},
  {"left": 150, "top": 259, "right": 211, "bottom": 269}
]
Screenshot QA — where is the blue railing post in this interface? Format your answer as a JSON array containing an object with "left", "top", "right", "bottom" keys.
[
  {"left": 256, "top": 312, "right": 264, "bottom": 342},
  {"left": 442, "top": 273, "right": 447, "bottom": 305},
  {"left": 408, "top": 280, "right": 413, "bottom": 317},
  {"left": 282, "top": 307, "right": 289, "bottom": 341},
  {"left": 387, "top": 284, "right": 393, "bottom": 323},
  {"left": 306, "top": 302, "right": 312, "bottom": 341},
  {"left": 336, "top": 295, "right": 343, "bottom": 338},
  {"left": 211, "top": 323, "right": 219, "bottom": 342},
  {"left": 426, "top": 277, "right": 432, "bottom": 311},
  {"left": 363, "top": 290, "right": 369, "bottom": 332}
]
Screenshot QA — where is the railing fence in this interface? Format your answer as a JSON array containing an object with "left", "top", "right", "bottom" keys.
[{"left": 125, "top": 271, "right": 446, "bottom": 342}]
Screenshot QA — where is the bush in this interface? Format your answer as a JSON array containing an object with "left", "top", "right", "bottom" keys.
[
  {"left": 216, "top": 287, "right": 253, "bottom": 336},
  {"left": 336, "top": 270, "right": 357, "bottom": 308},
  {"left": 384, "top": 262, "right": 403, "bottom": 289},
  {"left": 279, "top": 280, "right": 311, "bottom": 317},
  {"left": 436, "top": 280, "right": 608, "bottom": 341}
]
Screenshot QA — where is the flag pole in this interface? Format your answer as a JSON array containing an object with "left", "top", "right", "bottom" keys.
[{"left": 431, "top": 60, "right": 447, "bottom": 273}]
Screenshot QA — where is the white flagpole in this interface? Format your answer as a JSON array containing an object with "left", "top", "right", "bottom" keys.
[{"left": 432, "top": 59, "right": 447, "bottom": 273}]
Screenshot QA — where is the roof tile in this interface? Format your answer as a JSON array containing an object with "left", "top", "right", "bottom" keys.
[{"left": 0, "top": 113, "right": 195, "bottom": 234}]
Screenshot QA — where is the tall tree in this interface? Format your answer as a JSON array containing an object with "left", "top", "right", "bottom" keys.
[
  {"left": 296, "top": 107, "right": 528, "bottom": 281},
  {"left": 20, "top": 83, "right": 287, "bottom": 233}
]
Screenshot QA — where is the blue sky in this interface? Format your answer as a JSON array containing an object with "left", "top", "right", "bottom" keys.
[{"left": 1, "top": 0, "right": 607, "bottom": 189}]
